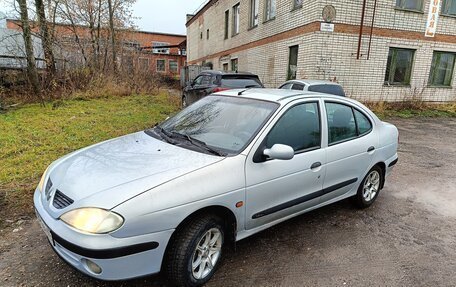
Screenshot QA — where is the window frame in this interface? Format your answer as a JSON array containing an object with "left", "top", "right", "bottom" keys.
[
  {"left": 293, "top": 0, "right": 303, "bottom": 10},
  {"left": 169, "top": 60, "right": 179, "bottom": 73},
  {"left": 324, "top": 101, "right": 373, "bottom": 147},
  {"left": 264, "top": 0, "right": 276, "bottom": 22},
  {"left": 224, "top": 10, "right": 230, "bottom": 39},
  {"left": 428, "top": 50, "right": 456, "bottom": 87},
  {"left": 232, "top": 3, "right": 241, "bottom": 37},
  {"left": 156, "top": 59, "right": 166, "bottom": 72},
  {"left": 249, "top": 0, "right": 260, "bottom": 29},
  {"left": 384, "top": 47, "right": 416, "bottom": 86},
  {"left": 260, "top": 101, "right": 323, "bottom": 159},
  {"left": 441, "top": 0, "right": 456, "bottom": 16},
  {"left": 395, "top": 0, "right": 424, "bottom": 12}
]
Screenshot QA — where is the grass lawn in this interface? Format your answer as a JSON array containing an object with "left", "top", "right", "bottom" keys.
[{"left": 0, "top": 93, "right": 180, "bottom": 223}]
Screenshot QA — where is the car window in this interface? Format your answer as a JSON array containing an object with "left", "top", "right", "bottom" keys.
[
  {"left": 201, "top": 75, "right": 212, "bottom": 85},
  {"left": 221, "top": 76, "right": 263, "bottom": 88},
  {"left": 291, "top": 83, "right": 305, "bottom": 90},
  {"left": 193, "top": 76, "right": 203, "bottom": 85},
  {"left": 266, "top": 102, "right": 320, "bottom": 152},
  {"left": 309, "top": 84, "right": 345, "bottom": 96},
  {"left": 279, "top": 83, "right": 293, "bottom": 89},
  {"left": 326, "top": 103, "right": 357, "bottom": 144},
  {"left": 354, "top": 109, "right": 372, "bottom": 135}
]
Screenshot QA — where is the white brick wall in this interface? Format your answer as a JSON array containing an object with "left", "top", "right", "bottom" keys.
[{"left": 187, "top": 0, "right": 456, "bottom": 101}]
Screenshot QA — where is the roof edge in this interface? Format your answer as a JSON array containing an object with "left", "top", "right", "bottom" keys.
[{"left": 186, "top": 0, "right": 217, "bottom": 27}]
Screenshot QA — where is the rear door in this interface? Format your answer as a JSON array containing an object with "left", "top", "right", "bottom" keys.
[{"left": 320, "top": 100, "right": 377, "bottom": 203}]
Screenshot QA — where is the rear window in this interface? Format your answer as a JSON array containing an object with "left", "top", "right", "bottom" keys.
[
  {"left": 308, "top": 84, "right": 345, "bottom": 96},
  {"left": 221, "top": 76, "right": 263, "bottom": 88}
]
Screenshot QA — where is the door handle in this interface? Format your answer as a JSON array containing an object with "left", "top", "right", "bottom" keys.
[
  {"left": 367, "top": 146, "right": 375, "bottom": 152},
  {"left": 311, "top": 162, "right": 322, "bottom": 169}
]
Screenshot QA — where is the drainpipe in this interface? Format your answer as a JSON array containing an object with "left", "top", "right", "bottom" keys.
[
  {"left": 357, "top": 0, "right": 368, "bottom": 60},
  {"left": 367, "top": 0, "right": 378, "bottom": 60}
]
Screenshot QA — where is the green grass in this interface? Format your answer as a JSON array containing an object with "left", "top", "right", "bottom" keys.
[{"left": 0, "top": 93, "right": 179, "bottom": 220}]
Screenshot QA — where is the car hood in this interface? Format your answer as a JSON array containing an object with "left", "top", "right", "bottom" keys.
[{"left": 44, "top": 131, "right": 223, "bottom": 215}]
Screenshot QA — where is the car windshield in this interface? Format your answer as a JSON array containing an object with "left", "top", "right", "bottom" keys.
[
  {"left": 151, "top": 96, "right": 278, "bottom": 155},
  {"left": 221, "top": 76, "right": 263, "bottom": 88}
]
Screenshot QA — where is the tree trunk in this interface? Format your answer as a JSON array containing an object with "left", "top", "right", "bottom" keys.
[
  {"left": 17, "top": 0, "right": 42, "bottom": 103},
  {"left": 35, "top": 0, "right": 56, "bottom": 74},
  {"left": 107, "top": 0, "right": 117, "bottom": 73}
]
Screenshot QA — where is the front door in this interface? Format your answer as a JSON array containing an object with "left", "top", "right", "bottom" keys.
[{"left": 245, "top": 101, "right": 325, "bottom": 230}]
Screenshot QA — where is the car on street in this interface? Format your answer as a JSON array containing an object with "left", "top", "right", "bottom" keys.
[
  {"left": 279, "top": 79, "right": 346, "bottom": 97},
  {"left": 34, "top": 89, "right": 398, "bottom": 286},
  {"left": 182, "top": 70, "right": 264, "bottom": 107}
]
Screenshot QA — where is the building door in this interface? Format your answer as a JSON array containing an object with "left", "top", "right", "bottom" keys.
[
  {"left": 223, "top": 63, "right": 229, "bottom": 71},
  {"left": 287, "top": 45, "right": 299, "bottom": 80},
  {"left": 231, "top": 58, "right": 238, "bottom": 72}
]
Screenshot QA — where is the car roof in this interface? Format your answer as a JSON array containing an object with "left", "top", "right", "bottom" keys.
[
  {"left": 217, "top": 88, "right": 357, "bottom": 106},
  {"left": 283, "top": 79, "right": 342, "bottom": 86},
  {"left": 199, "top": 70, "right": 258, "bottom": 77}
]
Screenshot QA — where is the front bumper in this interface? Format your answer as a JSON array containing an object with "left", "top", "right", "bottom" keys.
[{"left": 34, "top": 189, "right": 174, "bottom": 281}]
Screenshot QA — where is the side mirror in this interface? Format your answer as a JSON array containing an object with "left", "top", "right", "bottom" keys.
[{"left": 263, "top": 144, "right": 294, "bottom": 160}]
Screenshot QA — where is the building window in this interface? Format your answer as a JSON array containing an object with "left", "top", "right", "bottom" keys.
[
  {"left": 224, "top": 10, "right": 230, "bottom": 39},
  {"left": 293, "top": 0, "right": 303, "bottom": 9},
  {"left": 232, "top": 3, "right": 240, "bottom": 36},
  {"left": 138, "top": 57, "right": 150, "bottom": 71},
  {"left": 207, "top": 29, "right": 210, "bottom": 40},
  {"left": 249, "top": 0, "right": 259, "bottom": 28},
  {"left": 429, "top": 51, "right": 456, "bottom": 87},
  {"left": 265, "top": 0, "right": 276, "bottom": 21},
  {"left": 223, "top": 63, "right": 229, "bottom": 71},
  {"left": 156, "top": 59, "right": 166, "bottom": 72},
  {"left": 395, "top": 0, "right": 424, "bottom": 11},
  {"left": 287, "top": 45, "right": 299, "bottom": 80},
  {"left": 169, "top": 60, "right": 179, "bottom": 73},
  {"left": 384, "top": 48, "right": 415, "bottom": 85},
  {"left": 442, "top": 0, "right": 456, "bottom": 16},
  {"left": 231, "top": 58, "right": 238, "bottom": 72},
  {"left": 152, "top": 42, "right": 170, "bottom": 54}
]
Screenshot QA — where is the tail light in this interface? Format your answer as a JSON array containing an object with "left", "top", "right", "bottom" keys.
[{"left": 213, "top": 87, "right": 230, "bottom": 93}]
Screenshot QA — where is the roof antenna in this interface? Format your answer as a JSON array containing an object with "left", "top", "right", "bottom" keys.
[{"left": 238, "top": 88, "right": 251, "bottom": 96}]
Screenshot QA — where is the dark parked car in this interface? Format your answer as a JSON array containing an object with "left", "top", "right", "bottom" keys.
[
  {"left": 279, "top": 79, "right": 346, "bottom": 97},
  {"left": 182, "top": 70, "right": 264, "bottom": 107}
]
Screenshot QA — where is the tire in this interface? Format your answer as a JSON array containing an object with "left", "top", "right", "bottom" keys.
[
  {"left": 354, "top": 165, "right": 383, "bottom": 208},
  {"left": 182, "top": 96, "right": 187, "bottom": 108},
  {"left": 164, "top": 215, "right": 224, "bottom": 287}
]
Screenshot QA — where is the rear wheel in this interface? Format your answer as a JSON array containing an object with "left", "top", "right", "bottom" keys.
[
  {"left": 164, "top": 215, "right": 224, "bottom": 287},
  {"left": 354, "top": 165, "right": 383, "bottom": 208}
]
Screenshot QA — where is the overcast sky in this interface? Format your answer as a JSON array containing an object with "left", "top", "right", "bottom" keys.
[
  {"left": 0, "top": 0, "right": 206, "bottom": 35},
  {"left": 132, "top": 0, "right": 206, "bottom": 35}
]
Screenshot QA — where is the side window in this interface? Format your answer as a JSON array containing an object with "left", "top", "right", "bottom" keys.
[
  {"left": 193, "top": 76, "right": 203, "bottom": 85},
  {"left": 201, "top": 75, "right": 211, "bottom": 85},
  {"left": 280, "top": 83, "right": 293, "bottom": 89},
  {"left": 326, "top": 103, "right": 357, "bottom": 144},
  {"left": 291, "top": 83, "right": 305, "bottom": 90},
  {"left": 266, "top": 102, "right": 320, "bottom": 152},
  {"left": 354, "top": 109, "right": 372, "bottom": 135}
]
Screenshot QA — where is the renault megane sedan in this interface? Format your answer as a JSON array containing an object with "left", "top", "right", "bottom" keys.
[{"left": 34, "top": 89, "right": 398, "bottom": 286}]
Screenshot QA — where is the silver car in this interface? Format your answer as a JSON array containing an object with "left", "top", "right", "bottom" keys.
[
  {"left": 279, "top": 79, "right": 346, "bottom": 97},
  {"left": 34, "top": 89, "right": 398, "bottom": 286}
]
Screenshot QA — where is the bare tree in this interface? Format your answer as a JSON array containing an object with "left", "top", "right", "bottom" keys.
[
  {"left": 16, "top": 0, "right": 42, "bottom": 102},
  {"left": 107, "top": 0, "right": 117, "bottom": 73},
  {"left": 35, "top": 0, "right": 56, "bottom": 73}
]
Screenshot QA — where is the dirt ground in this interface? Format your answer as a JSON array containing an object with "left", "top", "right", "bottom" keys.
[{"left": 1, "top": 117, "right": 455, "bottom": 287}]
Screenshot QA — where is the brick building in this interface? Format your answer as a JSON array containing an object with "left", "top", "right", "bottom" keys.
[
  {"left": 3, "top": 19, "right": 186, "bottom": 77},
  {"left": 186, "top": 0, "right": 456, "bottom": 101}
]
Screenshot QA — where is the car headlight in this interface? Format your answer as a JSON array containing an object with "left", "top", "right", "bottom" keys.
[
  {"left": 60, "top": 208, "right": 124, "bottom": 234},
  {"left": 38, "top": 166, "right": 50, "bottom": 192}
]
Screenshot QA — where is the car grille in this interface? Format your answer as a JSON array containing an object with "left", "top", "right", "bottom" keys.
[{"left": 52, "top": 190, "right": 74, "bottom": 209}]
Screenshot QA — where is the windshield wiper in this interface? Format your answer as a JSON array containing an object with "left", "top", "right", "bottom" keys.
[{"left": 169, "top": 130, "right": 226, "bottom": 157}]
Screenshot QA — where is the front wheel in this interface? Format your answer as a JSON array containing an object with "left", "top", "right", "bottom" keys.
[
  {"left": 354, "top": 166, "right": 383, "bottom": 208},
  {"left": 164, "top": 215, "right": 224, "bottom": 287}
]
